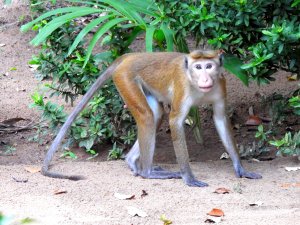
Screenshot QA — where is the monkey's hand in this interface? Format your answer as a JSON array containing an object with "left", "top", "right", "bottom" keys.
[{"left": 234, "top": 166, "right": 262, "bottom": 179}]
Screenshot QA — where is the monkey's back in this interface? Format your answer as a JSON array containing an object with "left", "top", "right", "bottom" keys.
[{"left": 113, "top": 52, "right": 189, "bottom": 102}]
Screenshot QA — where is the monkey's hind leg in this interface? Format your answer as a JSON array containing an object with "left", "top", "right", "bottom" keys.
[
  {"left": 122, "top": 89, "right": 180, "bottom": 179},
  {"left": 125, "top": 140, "right": 181, "bottom": 179}
]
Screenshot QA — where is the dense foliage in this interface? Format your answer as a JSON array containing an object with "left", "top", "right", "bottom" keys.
[{"left": 23, "top": 0, "right": 300, "bottom": 156}]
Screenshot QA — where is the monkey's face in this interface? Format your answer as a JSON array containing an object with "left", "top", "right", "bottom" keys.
[{"left": 188, "top": 59, "right": 221, "bottom": 93}]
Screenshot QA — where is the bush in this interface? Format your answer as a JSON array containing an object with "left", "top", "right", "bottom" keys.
[
  {"left": 29, "top": 15, "right": 136, "bottom": 153},
  {"left": 24, "top": 0, "right": 300, "bottom": 154}
]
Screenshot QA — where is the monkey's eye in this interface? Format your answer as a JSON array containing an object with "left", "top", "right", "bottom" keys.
[
  {"left": 206, "top": 63, "right": 213, "bottom": 69},
  {"left": 195, "top": 64, "right": 202, "bottom": 70}
]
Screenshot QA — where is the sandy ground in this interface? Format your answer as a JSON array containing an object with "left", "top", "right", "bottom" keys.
[{"left": 0, "top": 2, "right": 299, "bottom": 225}]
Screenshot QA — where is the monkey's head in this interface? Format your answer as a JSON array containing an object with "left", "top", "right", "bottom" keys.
[{"left": 185, "top": 50, "right": 223, "bottom": 93}]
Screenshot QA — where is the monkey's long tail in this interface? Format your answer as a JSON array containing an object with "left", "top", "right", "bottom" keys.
[{"left": 41, "top": 63, "right": 118, "bottom": 180}]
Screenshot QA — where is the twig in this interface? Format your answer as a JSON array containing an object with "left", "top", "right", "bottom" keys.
[{"left": 0, "top": 21, "right": 18, "bottom": 31}]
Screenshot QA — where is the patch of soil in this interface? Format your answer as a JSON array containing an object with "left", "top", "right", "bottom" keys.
[{"left": 0, "top": 2, "right": 299, "bottom": 225}]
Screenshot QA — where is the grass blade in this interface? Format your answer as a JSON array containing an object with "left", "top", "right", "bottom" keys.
[
  {"left": 84, "top": 17, "right": 128, "bottom": 67},
  {"left": 68, "top": 15, "right": 112, "bottom": 55},
  {"left": 21, "top": 7, "right": 92, "bottom": 32},
  {"left": 160, "top": 23, "right": 174, "bottom": 51},
  {"left": 145, "top": 26, "right": 155, "bottom": 52},
  {"left": 30, "top": 8, "right": 102, "bottom": 46}
]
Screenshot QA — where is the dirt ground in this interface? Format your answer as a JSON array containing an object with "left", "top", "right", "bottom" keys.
[{"left": 0, "top": 2, "right": 299, "bottom": 225}]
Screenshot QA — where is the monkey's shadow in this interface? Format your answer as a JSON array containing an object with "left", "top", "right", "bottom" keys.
[{"left": 154, "top": 123, "right": 224, "bottom": 164}]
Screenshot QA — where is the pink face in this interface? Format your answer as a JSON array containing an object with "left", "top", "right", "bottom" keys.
[{"left": 189, "top": 59, "right": 219, "bottom": 93}]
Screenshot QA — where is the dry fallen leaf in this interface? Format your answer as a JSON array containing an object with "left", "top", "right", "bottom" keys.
[
  {"left": 28, "top": 64, "right": 39, "bottom": 72},
  {"left": 54, "top": 190, "right": 67, "bottom": 195},
  {"left": 280, "top": 183, "right": 300, "bottom": 188},
  {"left": 184, "top": 119, "right": 192, "bottom": 126},
  {"left": 126, "top": 206, "right": 148, "bottom": 217},
  {"left": 249, "top": 201, "right": 263, "bottom": 207},
  {"left": 160, "top": 214, "right": 172, "bottom": 225},
  {"left": 24, "top": 166, "right": 41, "bottom": 174},
  {"left": 287, "top": 74, "right": 297, "bottom": 81},
  {"left": 214, "top": 187, "right": 230, "bottom": 194},
  {"left": 205, "top": 215, "right": 222, "bottom": 223},
  {"left": 114, "top": 192, "right": 135, "bottom": 200},
  {"left": 141, "top": 190, "right": 148, "bottom": 198},
  {"left": 220, "top": 152, "right": 229, "bottom": 160},
  {"left": 207, "top": 208, "right": 224, "bottom": 217},
  {"left": 245, "top": 115, "right": 262, "bottom": 126},
  {"left": 16, "top": 87, "right": 26, "bottom": 92},
  {"left": 12, "top": 177, "right": 28, "bottom": 183},
  {"left": 285, "top": 166, "right": 300, "bottom": 171}
]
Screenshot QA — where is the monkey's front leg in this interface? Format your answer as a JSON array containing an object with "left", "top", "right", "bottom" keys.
[
  {"left": 170, "top": 110, "right": 208, "bottom": 187},
  {"left": 213, "top": 100, "right": 262, "bottom": 179}
]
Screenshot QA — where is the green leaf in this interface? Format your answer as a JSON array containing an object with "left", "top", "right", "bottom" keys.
[
  {"left": 84, "top": 17, "right": 127, "bottom": 67},
  {"left": 264, "top": 53, "right": 274, "bottom": 60},
  {"left": 79, "top": 138, "right": 94, "bottom": 150},
  {"left": 160, "top": 23, "right": 174, "bottom": 51},
  {"left": 30, "top": 8, "right": 103, "bottom": 46},
  {"left": 223, "top": 55, "right": 249, "bottom": 86},
  {"left": 61, "top": 151, "right": 77, "bottom": 159},
  {"left": 80, "top": 129, "right": 88, "bottom": 138},
  {"left": 94, "top": 51, "right": 113, "bottom": 64},
  {"left": 128, "top": 0, "right": 159, "bottom": 16},
  {"left": 21, "top": 7, "right": 93, "bottom": 32},
  {"left": 96, "top": 0, "right": 146, "bottom": 26},
  {"left": 145, "top": 26, "right": 155, "bottom": 52},
  {"left": 68, "top": 15, "right": 112, "bottom": 56},
  {"left": 262, "top": 30, "right": 274, "bottom": 36}
]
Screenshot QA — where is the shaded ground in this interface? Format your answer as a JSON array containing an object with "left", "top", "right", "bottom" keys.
[{"left": 0, "top": 2, "right": 299, "bottom": 225}]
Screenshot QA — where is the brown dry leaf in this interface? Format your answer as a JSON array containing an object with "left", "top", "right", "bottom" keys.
[
  {"left": 287, "top": 74, "right": 297, "bottom": 81},
  {"left": 280, "top": 183, "right": 300, "bottom": 188},
  {"left": 141, "top": 190, "right": 148, "bottom": 198},
  {"left": 24, "top": 166, "right": 41, "bottom": 174},
  {"left": 245, "top": 115, "right": 262, "bottom": 126},
  {"left": 114, "top": 192, "right": 135, "bottom": 200},
  {"left": 207, "top": 208, "right": 224, "bottom": 217},
  {"left": 54, "top": 190, "right": 67, "bottom": 195},
  {"left": 214, "top": 187, "right": 230, "bottom": 194},
  {"left": 126, "top": 206, "right": 148, "bottom": 217}
]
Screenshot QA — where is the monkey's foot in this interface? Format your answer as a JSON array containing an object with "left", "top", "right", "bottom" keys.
[
  {"left": 240, "top": 171, "right": 262, "bottom": 179},
  {"left": 151, "top": 166, "right": 181, "bottom": 179},
  {"left": 235, "top": 167, "right": 262, "bottom": 179},
  {"left": 151, "top": 171, "right": 181, "bottom": 179},
  {"left": 185, "top": 178, "right": 208, "bottom": 187},
  {"left": 137, "top": 169, "right": 181, "bottom": 179}
]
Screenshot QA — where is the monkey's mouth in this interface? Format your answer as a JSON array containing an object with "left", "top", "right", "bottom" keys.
[{"left": 199, "top": 85, "right": 213, "bottom": 92}]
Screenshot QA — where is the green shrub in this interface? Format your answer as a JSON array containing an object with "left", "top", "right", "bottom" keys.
[
  {"left": 29, "top": 17, "right": 136, "bottom": 154},
  {"left": 269, "top": 131, "right": 300, "bottom": 157},
  {"left": 24, "top": 0, "right": 300, "bottom": 155}
]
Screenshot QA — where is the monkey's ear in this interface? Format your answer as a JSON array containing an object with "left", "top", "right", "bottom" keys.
[{"left": 218, "top": 50, "right": 225, "bottom": 66}]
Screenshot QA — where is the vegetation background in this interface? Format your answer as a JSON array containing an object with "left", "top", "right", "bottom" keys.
[{"left": 0, "top": 1, "right": 299, "bottom": 225}]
